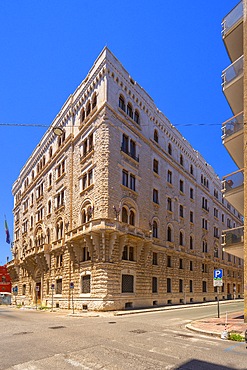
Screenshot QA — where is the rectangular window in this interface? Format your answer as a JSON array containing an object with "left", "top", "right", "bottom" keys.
[
  {"left": 122, "top": 246, "right": 134, "bottom": 261},
  {"left": 179, "top": 279, "right": 183, "bottom": 293},
  {"left": 153, "top": 159, "right": 159, "bottom": 174},
  {"left": 153, "top": 189, "right": 159, "bottom": 204},
  {"left": 152, "top": 252, "right": 158, "bottom": 265},
  {"left": 190, "top": 188, "right": 194, "bottom": 199},
  {"left": 88, "top": 169, "right": 93, "bottom": 186},
  {"left": 179, "top": 258, "right": 183, "bottom": 269},
  {"left": 130, "top": 174, "right": 136, "bottom": 191},
  {"left": 56, "top": 279, "right": 62, "bottom": 294},
  {"left": 122, "top": 170, "right": 129, "bottom": 187},
  {"left": 189, "top": 280, "right": 193, "bottom": 293},
  {"left": 179, "top": 180, "right": 184, "bottom": 193},
  {"left": 167, "top": 256, "right": 172, "bottom": 267},
  {"left": 82, "top": 174, "right": 87, "bottom": 190},
  {"left": 152, "top": 277, "right": 158, "bottom": 293},
  {"left": 190, "top": 211, "right": 193, "bottom": 223},
  {"left": 167, "top": 170, "right": 172, "bottom": 184},
  {"left": 202, "top": 281, "right": 207, "bottom": 293},
  {"left": 130, "top": 139, "right": 136, "bottom": 158},
  {"left": 179, "top": 205, "right": 184, "bottom": 218},
  {"left": 122, "top": 274, "right": 134, "bottom": 293},
  {"left": 167, "top": 278, "right": 171, "bottom": 293},
  {"left": 81, "top": 275, "right": 91, "bottom": 293},
  {"left": 190, "top": 261, "right": 193, "bottom": 271},
  {"left": 167, "top": 197, "right": 172, "bottom": 212},
  {"left": 122, "top": 134, "right": 128, "bottom": 153}
]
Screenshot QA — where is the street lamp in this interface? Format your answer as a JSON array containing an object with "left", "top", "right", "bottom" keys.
[{"left": 53, "top": 126, "right": 64, "bottom": 136}]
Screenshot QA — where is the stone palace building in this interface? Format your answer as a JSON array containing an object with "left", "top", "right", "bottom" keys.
[{"left": 8, "top": 48, "right": 244, "bottom": 311}]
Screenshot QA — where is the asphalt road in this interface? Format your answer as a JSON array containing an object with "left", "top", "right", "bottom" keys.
[{"left": 0, "top": 301, "right": 246, "bottom": 370}]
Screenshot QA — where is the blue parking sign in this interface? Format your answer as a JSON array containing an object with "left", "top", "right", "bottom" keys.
[{"left": 214, "top": 269, "right": 223, "bottom": 280}]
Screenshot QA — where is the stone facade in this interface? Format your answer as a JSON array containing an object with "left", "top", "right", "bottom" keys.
[{"left": 8, "top": 48, "right": 244, "bottom": 311}]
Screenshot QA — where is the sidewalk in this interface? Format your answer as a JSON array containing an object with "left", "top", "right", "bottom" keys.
[{"left": 187, "top": 311, "right": 247, "bottom": 338}]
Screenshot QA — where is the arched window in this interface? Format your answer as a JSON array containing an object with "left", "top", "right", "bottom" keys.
[
  {"left": 154, "top": 129, "right": 158, "bottom": 143},
  {"left": 129, "top": 210, "right": 135, "bottom": 226},
  {"left": 48, "top": 173, "right": 52, "bottom": 187},
  {"left": 190, "top": 236, "right": 194, "bottom": 250},
  {"left": 48, "top": 200, "right": 52, "bottom": 214},
  {"left": 179, "top": 231, "right": 184, "bottom": 246},
  {"left": 134, "top": 110, "right": 140, "bottom": 124},
  {"left": 168, "top": 143, "right": 172, "bottom": 155},
  {"left": 86, "top": 101, "right": 91, "bottom": 116},
  {"left": 119, "top": 95, "right": 125, "bottom": 111},
  {"left": 127, "top": 103, "right": 133, "bottom": 119},
  {"left": 92, "top": 94, "right": 97, "bottom": 109},
  {"left": 167, "top": 226, "right": 172, "bottom": 242},
  {"left": 80, "top": 108, "right": 85, "bottom": 123},
  {"left": 153, "top": 221, "right": 158, "bottom": 238},
  {"left": 47, "top": 228, "right": 50, "bottom": 244},
  {"left": 82, "top": 209, "right": 87, "bottom": 224},
  {"left": 56, "top": 219, "right": 63, "bottom": 240},
  {"left": 122, "top": 207, "right": 128, "bottom": 223}
]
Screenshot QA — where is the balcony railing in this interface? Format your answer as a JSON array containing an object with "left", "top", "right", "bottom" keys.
[
  {"left": 222, "top": 168, "right": 244, "bottom": 192},
  {"left": 221, "top": 111, "right": 243, "bottom": 140},
  {"left": 222, "top": 55, "right": 243, "bottom": 89},
  {"left": 222, "top": 226, "right": 244, "bottom": 246},
  {"left": 121, "top": 145, "right": 139, "bottom": 162},
  {"left": 221, "top": 1, "right": 243, "bottom": 36}
]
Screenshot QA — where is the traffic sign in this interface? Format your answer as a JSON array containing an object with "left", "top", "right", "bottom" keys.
[
  {"left": 51, "top": 283, "right": 55, "bottom": 290},
  {"left": 214, "top": 269, "right": 223, "bottom": 287},
  {"left": 214, "top": 269, "right": 223, "bottom": 280}
]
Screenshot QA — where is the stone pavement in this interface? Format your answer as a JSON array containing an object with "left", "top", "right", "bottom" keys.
[{"left": 187, "top": 311, "right": 247, "bottom": 338}]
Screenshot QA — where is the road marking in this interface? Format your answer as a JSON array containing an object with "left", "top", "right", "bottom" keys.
[
  {"left": 65, "top": 358, "right": 92, "bottom": 369},
  {"left": 149, "top": 347, "right": 180, "bottom": 359},
  {"left": 224, "top": 342, "right": 245, "bottom": 352}
]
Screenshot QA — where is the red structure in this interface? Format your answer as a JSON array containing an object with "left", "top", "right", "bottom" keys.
[{"left": 0, "top": 265, "right": 11, "bottom": 293}]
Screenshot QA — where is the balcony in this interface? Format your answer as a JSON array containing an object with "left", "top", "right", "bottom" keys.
[
  {"left": 222, "top": 169, "right": 244, "bottom": 214},
  {"left": 222, "top": 55, "right": 243, "bottom": 115},
  {"left": 121, "top": 145, "right": 139, "bottom": 163},
  {"left": 222, "top": 225, "right": 244, "bottom": 259},
  {"left": 221, "top": 1, "right": 243, "bottom": 62},
  {"left": 221, "top": 111, "right": 243, "bottom": 168}
]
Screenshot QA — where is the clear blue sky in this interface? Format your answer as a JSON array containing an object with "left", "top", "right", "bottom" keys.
[{"left": 0, "top": 0, "right": 239, "bottom": 264}]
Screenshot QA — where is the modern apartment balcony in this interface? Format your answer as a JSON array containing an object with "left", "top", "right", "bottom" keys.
[
  {"left": 221, "top": 1, "right": 243, "bottom": 62},
  {"left": 221, "top": 111, "right": 243, "bottom": 168},
  {"left": 222, "top": 225, "right": 244, "bottom": 259},
  {"left": 222, "top": 55, "right": 243, "bottom": 115},
  {"left": 222, "top": 169, "right": 244, "bottom": 214}
]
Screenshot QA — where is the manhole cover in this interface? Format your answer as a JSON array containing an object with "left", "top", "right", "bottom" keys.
[
  {"left": 130, "top": 329, "right": 147, "bottom": 334},
  {"left": 49, "top": 326, "right": 66, "bottom": 329}
]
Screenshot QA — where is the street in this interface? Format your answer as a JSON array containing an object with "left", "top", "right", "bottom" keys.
[{"left": 0, "top": 301, "right": 246, "bottom": 370}]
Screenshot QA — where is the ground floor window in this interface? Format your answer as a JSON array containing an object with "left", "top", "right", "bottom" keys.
[
  {"left": 122, "top": 274, "right": 134, "bottom": 293},
  {"left": 152, "top": 277, "right": 158, "bottom": 293},
  {"left": 56, "top": 278, "right": 62, "bottom": 294},
  {"left": 81, "top": 275, "right": 91, "bottom": 293}
]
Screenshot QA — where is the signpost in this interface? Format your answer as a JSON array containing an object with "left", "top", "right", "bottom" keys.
[
  {"left": 214, "top": 269, "right": 223, "bottom": 318},
  {"left": 35, "top": 285, "right": 39, "bottom": 310},
  {"left": 51, "top": 283, "right": 55, "bottom": 312},
  {"left": 12, "top": 286, "right": 18, "bottom": 306},
  {"left": 70, "top": 282, "right": 74, "bottom": 314}
]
